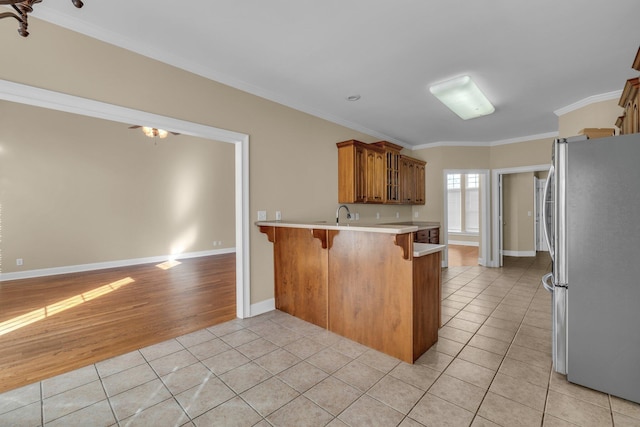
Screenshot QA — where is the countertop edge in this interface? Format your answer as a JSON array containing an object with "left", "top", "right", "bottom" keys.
[
  {"left": 255, "top": 220, "right": 419, "bottom": 234},
  {"left": 413, "top": 243, "right": 447, "bottom": 257}
]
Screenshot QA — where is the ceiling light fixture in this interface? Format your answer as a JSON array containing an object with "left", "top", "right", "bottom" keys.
[
  {"left": 1, "top": 0, "right": 83, "bottom": 37},
  {"left": 429, "top": 75, "right": 495, "bottom": 120},
  {"left": 346, "top": 95, "right": 361, "bottom": 101},
  {"left": 142, "top": 126, "right": 169, "bottom": 139},
  {"left": 129, "top": 125, "right": 179, "bottom": 139}
]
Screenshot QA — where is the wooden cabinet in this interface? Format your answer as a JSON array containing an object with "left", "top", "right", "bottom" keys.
[
  {"left": 260, "top": 224, "right": 442, "bottom": 363},
  {"left": 373, "top": 141, "right": 402, "bottom": 204},
  {"left": 415, "top": 161, "right": 426, "bottom": 204},
  {"left": 258, "top": 226, "right": 329, "bottom": 328},
  {"left": 400, "top": 156, "right": 426, "bottom": 205},
  {"left": 617, "top": 77, "right": 640, "bottom": 135},
  {"left": 365, "top": 146, "right": 385, "bottom": 203},
  {"left": 338, "top": 140, "right": 425, "bottom": 205},
  {"left": 337, "top": 140, "right": 384, "bottom": 203},
  {"left": 415, "top": 227, "right": 439, "bottom": 244},
  {"left": 616, "top": 48, "right": 640, "bottom": 135}
]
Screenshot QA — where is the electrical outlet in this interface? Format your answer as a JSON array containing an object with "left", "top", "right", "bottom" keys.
[
  {"left": 354, "top": 213, "right": 360, "bottom": 220},
  {"left": 376, "top": 212, "right": 380, "bottom": 219},
  {"left": 276, "top": 211, "right": 282, "bottom": 220},
  {"left": 414, "top": 211, "right": 419, "bottom": 218},
  {"left": 257, "top": 210, "right": 267, "bottom": 221},
  {"left": 16, "top": 258, "right": 23, "bottom": 266},
  {"left": 217, "top": 241, "right": 222, "bottom": 246},
  {"left": 396, "top": 212, "right": 400, "bottom": 218}
]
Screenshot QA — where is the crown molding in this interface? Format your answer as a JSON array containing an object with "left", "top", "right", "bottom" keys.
[{"left": 553, "top": 90, "right": 622, "bottom": 116}]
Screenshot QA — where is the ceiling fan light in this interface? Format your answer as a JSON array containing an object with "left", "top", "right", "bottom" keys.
[
  {"left": 157, "top": 129, "right": 169, "bottom": 138},
  {"left": 141, "top": 126, "right": 155, "bottom": 137},
  {"left": 429, "top": 75, "right": 495, "bottom": 120}
]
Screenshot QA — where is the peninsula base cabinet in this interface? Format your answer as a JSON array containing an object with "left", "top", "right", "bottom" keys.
[
  {"left": 258, "top": 226, "right": 329, "bottom": 328},
  {"left": 259, "top": 225, "right": 441, "bottom": 363}
]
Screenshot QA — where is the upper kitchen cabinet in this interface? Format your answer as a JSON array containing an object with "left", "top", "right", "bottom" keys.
[
  {"left": 372, "top": 141, "right": 402, "bottom": 204},
  {"left": 615, "top": 47, "right": 640, "bottom": 135},
  {"left": 617, "top": 77, "right": 640, "bottom": 135},
  {"left": 337, "top": 140, "right": 426, "bottom": 205},
  {"left": 337, "top": 140, "right": 383, "bottom": 203},
  {"left": 400, "top": 156, "right": 426, "bottom": 204}
]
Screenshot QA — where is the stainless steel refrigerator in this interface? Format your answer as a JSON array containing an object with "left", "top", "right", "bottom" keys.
[{"left": 542, "top": 133, "right": 640, "bottom": 404}]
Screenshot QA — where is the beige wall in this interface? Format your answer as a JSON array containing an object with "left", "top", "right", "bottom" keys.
[
  {"left": 1, "top": 101, "right": 235, "bottom": 272},
  {"left": 410, "top": 146, "right": 491, "bottom": 224},
  {"left": 558, "top": 98, "right": 622, "bottom": 138}
]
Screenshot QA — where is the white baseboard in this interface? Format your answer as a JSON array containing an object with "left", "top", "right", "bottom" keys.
[
  {"left": 250, "top": 298, "right": 276, "bottom": 317},
  {"left": 0, "top": 248, "right": 236, "bottom": 282},
  {"left": 448, "top": 240, "right": 479, "bottom": 247},
  {"left": 502, "top": 250, "right": 536, "bottom": 257}
]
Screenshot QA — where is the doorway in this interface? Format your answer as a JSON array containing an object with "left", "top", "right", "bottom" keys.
[
  {"left": 491, "top": 164, "right": 551, "bottom": 267},
  {"left": 0, "top": 80, "right": 251, "bottom": 318},
  {"left": 443, "top": 169, "right": 490, "bottom": 267}
]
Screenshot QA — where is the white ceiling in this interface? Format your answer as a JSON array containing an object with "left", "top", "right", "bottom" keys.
[{"left": 22, "top": 0, "right": 640, "bottom": 148}]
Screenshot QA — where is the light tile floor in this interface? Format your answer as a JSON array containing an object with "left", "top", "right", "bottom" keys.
[{"left": 2, "top": 255, "right": 640, "bottom": 426}]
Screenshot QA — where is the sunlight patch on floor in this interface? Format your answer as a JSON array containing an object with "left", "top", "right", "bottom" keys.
[{"left": 0, "top": 277, "right": 134, "bottom": 336}]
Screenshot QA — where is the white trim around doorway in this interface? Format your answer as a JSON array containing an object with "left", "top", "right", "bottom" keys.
[
  {"left": 0, "top": 79, "right": 252, "bottom": 318},
  {"left": 490, "top": 164, "right": 551, "bottom": 267}
]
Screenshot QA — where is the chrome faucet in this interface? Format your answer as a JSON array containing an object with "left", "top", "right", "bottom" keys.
[{"left": 336, "top": 204, "right": 352, "bottom": 224}]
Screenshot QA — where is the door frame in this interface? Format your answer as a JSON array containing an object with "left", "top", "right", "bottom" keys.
[
  {"left": 0, "top": 79, "right": 252, "bottom": 318},
  {"left": 443, "top": 169, "right": 490, "bottom": 267},
  {"left": 491, "top": 164, "right": 550, "bottom": 267}
]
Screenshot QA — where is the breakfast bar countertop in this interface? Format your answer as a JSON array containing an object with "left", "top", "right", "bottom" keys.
[
  {"left": 413, "top": 243, "right": 447, "bottom": 257},
  {"left": 255, "top": 220, "right": 419, "bottom": 234}
]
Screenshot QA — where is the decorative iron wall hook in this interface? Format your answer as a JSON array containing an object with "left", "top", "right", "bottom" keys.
[{"left": 0, "top": 0, "right": 83, "bottom": 37}]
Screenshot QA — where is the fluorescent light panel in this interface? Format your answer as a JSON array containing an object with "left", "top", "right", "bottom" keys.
[{"left": 429, "top": 75, "right": 495, "bottom": 120}]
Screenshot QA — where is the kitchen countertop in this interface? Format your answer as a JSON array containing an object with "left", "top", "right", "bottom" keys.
[
  {"left": 379, "top": 221, "right": 440, "bottom": 231},
  {"left": 413, "top": 243, "right": 447, "bottom": 257},
  {"left": 256, "top": 220, "right": 440, "bottom": 235},
  {"left": 256, "top": 220, "right": 419, "bottom": 234}
]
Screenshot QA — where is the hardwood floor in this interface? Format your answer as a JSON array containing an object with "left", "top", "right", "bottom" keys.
[
  {"left": 0, "top": 254, "right": 236, "bottom": 394},
  {"left": 447, "top": 244, "right": 479, "bottom": 267}
]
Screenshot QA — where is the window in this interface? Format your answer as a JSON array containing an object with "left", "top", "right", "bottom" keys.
[
  {"left": 447, "top": 174, "right": 461, "bottom": 232},
  {"left": 447, "top": 173, "right": 479, "bottom": 234},
  {"left": 465, "top": 174, "right": 479, "bottom": 233}
]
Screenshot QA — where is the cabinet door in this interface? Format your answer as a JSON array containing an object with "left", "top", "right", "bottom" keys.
[
  {"left": 354, "top": 144, "right": 367, "bottom": 202},
  {"left": 400, "top": 158, "right": 416, "bottom": 203},
  {"left": 365, "top": 148, "right": 384, "bottom": 203},
  {"left": 414, "top": 162, "right": 426, "bottom": 205},
  {"left": 337, "top": 141, "right": 366, "bottom": 203},
  {"left": 384, "top": 150, "right": 401, "bottom": 203},
  {"left": 428, "top": 228, "right": 439, "bottom": 244}
]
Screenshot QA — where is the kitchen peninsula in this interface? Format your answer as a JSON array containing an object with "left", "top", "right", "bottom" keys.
[{"left": 257, "top": 220, "right": 445, "bottom": 363}]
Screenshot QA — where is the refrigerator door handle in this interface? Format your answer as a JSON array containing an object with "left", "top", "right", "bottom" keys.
[
  {"left": 542, "top": 272, "right": 554, "bottom": 293},
  {"left": 542, "top": 165, "right": 555, "bottom": 261}
]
